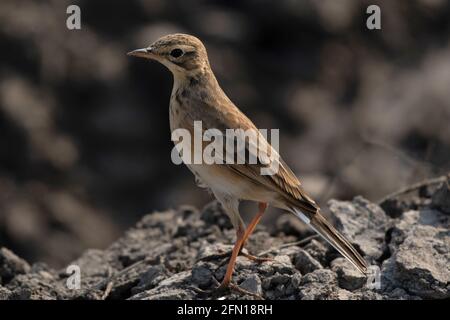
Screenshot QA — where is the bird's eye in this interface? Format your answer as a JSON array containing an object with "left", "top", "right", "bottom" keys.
[{"left": 170, "top": 48, "right": 184, "bottom": 58}]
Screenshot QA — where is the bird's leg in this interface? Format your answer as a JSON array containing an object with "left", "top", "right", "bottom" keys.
[
  {"left": 238, "top": 202, "right": 273, "bottom": 263},
  {"left": 218, "top": 202, "right": 270, "bottom": 290},
  {"left": 240, "top": 202, "right": 267, "bottom": 248},
  {"left": 218, "top": 224, "right": 246, "bottom": 289}
]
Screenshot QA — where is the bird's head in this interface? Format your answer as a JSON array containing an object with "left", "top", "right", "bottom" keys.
[{"left": 128, "top": 33, "right": 210, "bottom": 77}]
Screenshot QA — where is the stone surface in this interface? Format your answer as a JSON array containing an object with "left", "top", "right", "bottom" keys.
[
  {"left": 382, "top": 208, "right": 450, "bottom": 299},
  {"left": 303, "top": 239, "right": 328, "bottom": 266},
  {"left": 191, "top": 262, "right": 214, "bottom": 289},
  {"left": 0, "top": 248, "right": 31, "bottom": 285},
  {"left": 298, "top": 269, "right": 339, "bottom": 300},
  {"left": 240, "top": 274, "right": 263, "bottom": 296},
  {"left": 432, "top": 180, "right": 450, "bottom": 214},
  {"left": 331, "top": 258, "right": 366, "bottom": 291},
  {"left": 0, "top": 184, "right": 449, "bottom": 300},
  {"left": 294, "top": 249, "right": 323, "bottom": 274},
  {"left": 329, "top": 196, "right": 392, "bottom": 261}
]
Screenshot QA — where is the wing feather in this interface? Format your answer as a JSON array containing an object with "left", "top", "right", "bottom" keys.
[{"left": 183, "top": 96, "right": 318, "bottom": 215}]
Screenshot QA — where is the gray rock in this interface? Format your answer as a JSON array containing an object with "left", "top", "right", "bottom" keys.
[
  {"left": 131, "top": 288, "right": 195, "bottom": 300},
  {"left": 329, "top": 196, "right": 391, "bottom": 260},
  {"left": 66, "top": 249, "right": 111, "bottom": 288},
  {"left": 269, "top": 255, "right": 295, "bottom": 274},
  {"left": 303, "top": 239, "right": 328, "bottom": 265},
  {"left": 298, "top": 269, "right": 339, "bottom": 300},
  {"left": 386, "top": 287, "right": 420, "bottom": 300},
  {"left": 158, "top": 270, "right": 192, "bottom": 288},
  {"left": 331, "top": 258, "right": 366, "bottom": 291},
  {"left": 389, "top": 209, "right": 449, "bottom": 250},
  {"left": 0, "top": 248, "right": 30, "bottom": 284},
  {"left": 129, "top": 271, "right": 193, "bottom": 300},
  {"left": 0, "top": 286, "right": 12, "bottom": 300},
  {"left": 269, "top": 273, "right": 292, "bottom": 286},
  {"left": 200, "top": 201, "right": 233, "bottom": 229},
  {"left": 380, "top": 198, "right": 407, "bottom": 218},
  {"left": 6, "top": 263, "right": 67, "bottom": 300},
  {"left": 191, "top": 262, "right": 213, "bottom": 289},
  {"left": 294, "top": 249, "right": 323, "bottom": 274},
  {"left": 240, "top": 274, "right": 262, "bottom": 295},
  {"left": 1, "top": 187, "right": 449, "bottom": 300},
  {"left": 343, "top": 288, "right": 386, "bottom": 300},
  {"left": 196, "top": 242, "right": 232, "bottom": 260},
  {"left": 383, "top": 209, "right": 450, "bottom": 299},
  {"left": 382, "top": 224, "right": 450, "bottom": 299},
  {"left": 432, "top": 180, "right": 450, "bottom": 214},
  {"left": 285, "top": 272, "right": 302, "bottom": 296},
  {"left": 131, "top": 265, "right": 169, "bottom": 294},
  {"left": 275, "top": 215, "right": 311, "bottom": 237}
]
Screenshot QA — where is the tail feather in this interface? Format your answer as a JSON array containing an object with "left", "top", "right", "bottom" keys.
[{"left": 293, "top": 208, "right": 368, "bottom": 275}]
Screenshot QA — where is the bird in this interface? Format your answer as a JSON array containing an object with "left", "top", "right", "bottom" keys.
[{"left": 128, "top": 33, "right": 368, "bottom": 290}]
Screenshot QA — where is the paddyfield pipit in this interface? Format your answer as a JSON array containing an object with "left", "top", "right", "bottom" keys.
[{"left": 128, "top": 34, "right": 367, "bottom": 289}]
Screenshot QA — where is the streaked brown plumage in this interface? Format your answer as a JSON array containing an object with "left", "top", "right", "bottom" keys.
[{"left": 128, "top": 34, "right": 367, "bottom": 290}]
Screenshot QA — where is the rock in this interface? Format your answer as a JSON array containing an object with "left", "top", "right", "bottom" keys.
[
  {"left": 303, "top": 239, "right": 328, "bottom": 265},
  {"left": 329, "top": 196, "right": 391, "bottom": 260},
  {"left": 382, "top": 224, "right": 450, "bottom": 299},
  {"left": 0, "top": 248, "right": 30, "bottom": 284},
  {"left": 386, "top": 288, "right": 420, "bottom": 300},
  {"left": 432, "top": 180, "right": 450, "bottom": 214},
  {"left": 298, "top": 269, "right": 339, "bottom": 300},
  {"left": 240, "top": 274, "right": 262, "bottom": 296},
  {"left": 196, "top": 242, "right": 232, "bottom": 261},
  {"left": 344, "top": 288, "right": 386, "bottom": 300},
  {"left": 331, "top": 258, "right": 366, "bottom": 291},
  {"left": 1, "top": 184, "right": 449, "bottom": 300},
  {"left": 200, "top": 201, "right": 233, "bottom": 229},
  {"left": 389, "top": 209, "right": 449, "bottom": 250},
  {"left": 258, "top": 255, "right": 295, "bottom": 276},
  {"left": 131, "top": 265, "right": 169, "bottom": 295},
  {"left": 191, "top": 262, "right": 214, "bottom": 289},
  {"left": 380, "top": 198, "right": 408, "bottom": 218},
  {"left": 6, "top": 263, "right": 67, "bottom": 300},
  {"left": 131, "top": 288, "right": 195, "bottom": 300},
  {"left": 130, "top": 271, "right": 193, "bottom": 300},
  {"left": 294, "top": 249, "right": 323, "bottom": 274},
  {"left": 331, "top": 288, "right": 354, "bottom": 300},
  {"left": 284, "top": 272, "right": 302, "bottom": 296},
  {"left": 66, "top": 249, "right": 111, "bottom": 288},
  {"left": 275, "top": 215, "right": 311, "bottom": 237},
  {"left": 0, "top": 286, "right": 12, "bottom": 300},
  {"left": 263, "top": 272, "right": 294, "bottom": 299}
]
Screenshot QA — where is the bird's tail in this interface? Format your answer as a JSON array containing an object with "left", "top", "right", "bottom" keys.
[{"left": 292, "top": 208, "right": 368, "bottom": 275}]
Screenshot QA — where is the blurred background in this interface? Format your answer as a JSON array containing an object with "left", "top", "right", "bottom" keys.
[{"left": 0, "top": 0, "right": 449, "bottom": 268}]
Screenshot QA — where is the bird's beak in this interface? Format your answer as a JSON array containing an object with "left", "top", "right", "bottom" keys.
[{"left": 127, "top": 47, "right": 155, "bottom": 59}]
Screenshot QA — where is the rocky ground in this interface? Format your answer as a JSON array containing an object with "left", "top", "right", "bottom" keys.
[{"left": 0, "top": 177, "right": 449, "bottom": 300}]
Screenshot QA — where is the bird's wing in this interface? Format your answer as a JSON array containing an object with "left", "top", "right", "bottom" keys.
[
  {"left": 182, "top": 96, "right": 368, "bottom": 275},
  {"left": 186, "top": 97, "right": 318, "bottom": 215}
]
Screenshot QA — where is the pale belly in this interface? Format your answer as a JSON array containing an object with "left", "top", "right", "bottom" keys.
[{"left": 185, "top": 163, "right": 277, "bottom": 203}]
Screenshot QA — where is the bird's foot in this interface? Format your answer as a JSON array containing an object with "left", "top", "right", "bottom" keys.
[
  {"left": 227, "top": 282, "right": 263, "bottom": 299},
  {"left": 215, "top": 278, "right": 263, "bottom": 299}
]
